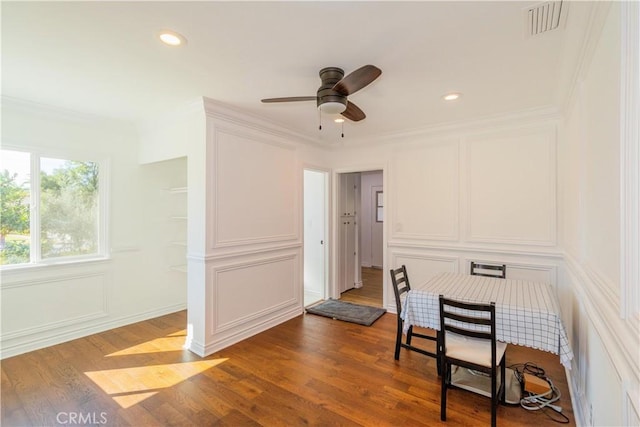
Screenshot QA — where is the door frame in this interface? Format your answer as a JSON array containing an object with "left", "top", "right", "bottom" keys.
[{"left": 331, "top": 165, "right": 387, "bottom": 307}]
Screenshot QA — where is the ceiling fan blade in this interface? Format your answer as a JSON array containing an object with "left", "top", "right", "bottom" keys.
[
  {"left": 332, "top": 65, "right": 382, "bottom": 96},
  {"left": 261, "top": 96, "right": 316, "bottom": 103},
  {"left": 341, "top": 101, "right": 366, "bottom": 122}
]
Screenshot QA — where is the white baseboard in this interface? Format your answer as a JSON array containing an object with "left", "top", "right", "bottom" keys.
[{"left": 0, "top": 303, "right": 187, "bottom": 359}]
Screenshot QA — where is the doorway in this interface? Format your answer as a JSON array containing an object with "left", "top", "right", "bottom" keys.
[
  {"left": 338, "top": 170, "right": 384, "bottom": 308},
  {"left": 303, "top": 169, "right": 328, "bottom": 307}
]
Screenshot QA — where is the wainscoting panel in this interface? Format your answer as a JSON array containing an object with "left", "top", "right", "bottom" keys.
[
  {"left": 391, "top": 140, "right": 459, "bottom": 241},
  {"left": 211, "top": 253, "right": 299, "bottom": 333},
  {"left": 213, "top": 127, "right": 298, "bottom": 248},
  {"left": 504, "top": 264, "right": 557, "bottom": 284},
  {"left": 1, "top": 272, "right": 108, "bottom": 340},
  {"left": 464, "top": 128, "right": 556, "bottom": 246}
]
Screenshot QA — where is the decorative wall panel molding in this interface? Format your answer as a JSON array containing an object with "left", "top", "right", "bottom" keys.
[
  {"left": 211, "top": 253, "right": 299, "bottom": 333},
  {"left": 189, "top": 242, "right": 302, "bottom": 263},
  {"left": 388, "top": 241, "right": 563, "bottom": 259},
  {"left": 391, "top": 252, "right": 459, "bottom": 272},
  {"left": 464, "top": 128, "right": 557, "bottom": 246},
  {"left": 212, "top": 127, "right": 299, "bottom": 249},
  {"left": 391, "top": 141, "right": 459, "bottom": 241},
  {"left": 564, "top": 253, "right": 639, "bottom": 403},
  {"left": 1, "top": 273, "right": 108, "bottom": 340},
  {"left": 623, "top": 383, "right": 640, "bottom": 427},
  {"left": 620, "top": 0, "right": 640, "bottom": 320},
  {"left": 0, "top": 302, "right": 185, "bottom": 359}
]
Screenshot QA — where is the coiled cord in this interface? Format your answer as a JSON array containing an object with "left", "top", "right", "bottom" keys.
[{"left": 509, "top": 362, "right": 570, "bottom": 424}]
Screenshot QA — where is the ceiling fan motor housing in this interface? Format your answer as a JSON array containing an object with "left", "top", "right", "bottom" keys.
[{"left": 317, "top": 67, "right": 347, "bottom": 112}]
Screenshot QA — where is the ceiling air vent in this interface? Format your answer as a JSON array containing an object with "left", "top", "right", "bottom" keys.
[{"left": 525, "top": 1, "right": 563, "bottom": 37}]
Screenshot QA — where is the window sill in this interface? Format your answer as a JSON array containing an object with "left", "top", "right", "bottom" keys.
[{"left": 0, "top": 256, "right": 112, "bottom": 275}]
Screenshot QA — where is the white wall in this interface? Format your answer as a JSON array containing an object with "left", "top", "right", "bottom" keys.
[
  {"left": 0, "top": 99, "right": 187, "bottom": 358},
  {"left": 558, "top": 2, "right": 640, "bottom": 425}
]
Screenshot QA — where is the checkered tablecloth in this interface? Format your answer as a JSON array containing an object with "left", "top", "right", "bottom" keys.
[{"left": 400, "top": 272, "right": 574, "bottom": 368}]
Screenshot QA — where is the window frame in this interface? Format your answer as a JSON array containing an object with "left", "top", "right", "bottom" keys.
[{"left": 0, "top": 145, "right": 110, "bottom": 269}]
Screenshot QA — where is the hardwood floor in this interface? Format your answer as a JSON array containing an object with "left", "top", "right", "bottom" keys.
[
  {"left": 1, "top": 310, "right": 575, "bottom": 426},
  {"left": 340, "top": 267, "right": 383, "bottom": 307}
]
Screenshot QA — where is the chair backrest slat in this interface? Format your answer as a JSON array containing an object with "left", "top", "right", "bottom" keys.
[
  {"left": 470, "top": 262, "right": 506, "bottom": 279},
  {"left": 439, "top": 295, "right": 497, "bottom": 345}
]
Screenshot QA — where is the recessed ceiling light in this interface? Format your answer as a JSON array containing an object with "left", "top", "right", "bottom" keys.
[
  {"left": 443, "top": 93, "right": 462, "bottom": 101},
  {"left": 158, "top": 30, "right": 187, "bottom": 46},
  {"left": 334, "top": 118, "right": 345, "bottom": 123}
]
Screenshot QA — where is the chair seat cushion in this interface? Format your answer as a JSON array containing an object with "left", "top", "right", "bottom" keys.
[{"left": 445, "top": 333, "right": 507, "bottom": 367}]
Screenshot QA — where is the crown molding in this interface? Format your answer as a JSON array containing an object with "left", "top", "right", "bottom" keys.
[
  {"left": 1, "top": 95, "right": 136, "bottom": 126},
  {"left": 201, "top": 97, "right": 322, "bottom": 147},
  {"left": 559, "top": 1, "right": 612, "bottom": 118},
  {"left": 332, "top": 105, "right": 561, "bottom": 149}
]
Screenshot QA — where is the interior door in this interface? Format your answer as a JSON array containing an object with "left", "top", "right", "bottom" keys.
[{"left": 303, "top": 169, "right": 327, "bottom": 306}]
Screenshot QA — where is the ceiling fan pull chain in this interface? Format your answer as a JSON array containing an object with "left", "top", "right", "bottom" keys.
[
  {"left": 318, "top": 109, "right": 322, "bottom": 131},
  {"left": 341, "top": 121, "right": 344, "bottom": 138}
]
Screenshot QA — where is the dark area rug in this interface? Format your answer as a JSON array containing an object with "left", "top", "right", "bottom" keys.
[{"left": 305, "top": 299, "right": 386, "bottom": 326}]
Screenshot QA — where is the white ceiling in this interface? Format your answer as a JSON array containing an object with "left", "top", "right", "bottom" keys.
[{"left": 2, "top": 1, "right": 590, "bottom": 143}]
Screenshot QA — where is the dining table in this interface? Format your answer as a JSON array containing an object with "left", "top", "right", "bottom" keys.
[{"left": 400, "top": 272, "right": 574, "bottom": 368}]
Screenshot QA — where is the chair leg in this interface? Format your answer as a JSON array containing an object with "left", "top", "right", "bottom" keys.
[
  {"left": 440, "top": 362, "right": 448, "bottom": 421},
  {"left": 394, "top": 318, "right": 402, "bottom": 360},
  {"left": 500, "top": 358, "right": 507, "bottom": 404},
  {"left": 436, "top": 331, "right": 442, "bottom": 376},
  {"left": 491, "top": 366, "right": 497, "bottom": 427},
  {"left": 406, "top": 325, "right": 413, "bottom": 345}
]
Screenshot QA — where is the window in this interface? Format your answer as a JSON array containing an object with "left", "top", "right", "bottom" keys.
[{"left": 0, "top": 149, "right": 105, "bottom": 267}]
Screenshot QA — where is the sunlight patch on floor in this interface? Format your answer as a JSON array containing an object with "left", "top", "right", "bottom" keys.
[
  {"left": 112, "top": 391, "right": 159, "bottom": 408},
  {"left": 106, "top": 330, "right": 187, "bottom": 356},
  {"left": 85, "top": 359, "right": 227, "bottom": 408}
]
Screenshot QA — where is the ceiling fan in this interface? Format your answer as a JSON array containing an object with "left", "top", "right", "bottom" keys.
[{"left": 261, "top": 65, "right": 382, "bottom": 122}]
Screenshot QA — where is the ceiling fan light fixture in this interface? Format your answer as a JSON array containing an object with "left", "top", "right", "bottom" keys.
[
  {"left": 319, "top": 101, "right": 347, "bottom": 115},
  {"left": 334, "top": 118, "right": 345, "bottom": 123}
]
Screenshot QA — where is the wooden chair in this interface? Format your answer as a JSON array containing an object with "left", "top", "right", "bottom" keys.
[
  {"left": 470, "top": 262, "right": 506, "bottom": 279},
  {"left": 439, "top": 295, "right": 507, "bottom": 427},
  {"left": 390, "top": 265, "right": 439, "bottom": 361}
]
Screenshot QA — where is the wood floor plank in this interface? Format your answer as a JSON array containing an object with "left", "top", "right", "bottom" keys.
[
  {"left": 1, "top": 309, "right": 575, "bottom": 426},
  {"left": 340, "top": 266, "right": 383, "bottom": 307}
]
